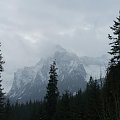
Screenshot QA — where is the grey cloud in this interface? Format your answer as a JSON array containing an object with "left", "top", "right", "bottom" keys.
[{"left": 0, "top": 0, "right": 120, "bottom": 92}]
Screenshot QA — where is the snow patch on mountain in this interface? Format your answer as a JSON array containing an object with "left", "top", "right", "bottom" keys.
[
  {"left": 8, "top": 45, "right": 109, "bottom": 102},
  {"left": 8, "top": 46, "right": 87, "bottom": 102}
]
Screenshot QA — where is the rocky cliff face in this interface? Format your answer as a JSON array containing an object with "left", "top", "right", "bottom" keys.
[{"left": 8, "top": 46, "right": 87, "bottom": 103}]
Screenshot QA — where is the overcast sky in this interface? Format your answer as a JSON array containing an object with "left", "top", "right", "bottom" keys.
[{"left": 0, "top": 0, "right": 120, "bottom": 92}]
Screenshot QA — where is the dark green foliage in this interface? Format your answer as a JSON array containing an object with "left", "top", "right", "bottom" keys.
[
  {"left": 108, "top": 11, "right": 120, "bottom": 67},
  {"left": 101, "top": 11, "right": 120, "bottom": 120},
  {"left": 4, "top": 99, "right": 11, "bottom": 120},
  {"left": 4, "top": 100, "right": 44, "bottom": 120},
  {"left": 0, "top": 43, "right": 5, "bottom": 120},
  {"left": 55, "top": 91, "right": 71, "bottom": 120},
  {"left": 103, "top": 65, "right": 120, "bottom": 120},
  {"left": 3, "top": 71, "right": 119, "bottom": 120},
  {"left": 6, "top": 80, "right": 102, "bottom": 120},
  {"left": 3, "top": 11, "right": 120, "bottom": 120},
  {"left": 84, "top": 77, "right": 102, "bottom": 120},
  {"left": 70, "top": 90, "right": 85, "bottom": 120},
  {"left": 45, "top": 61, "right": 59, "bottom": 120}
]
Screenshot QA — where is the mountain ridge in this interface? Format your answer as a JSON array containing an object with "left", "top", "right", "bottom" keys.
[{"left": 8, "top": 46, "right": 87, "bottom": 102}]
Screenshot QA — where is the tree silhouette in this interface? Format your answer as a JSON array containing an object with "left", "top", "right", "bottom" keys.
[
  {"left": 0, "top": 43, "right": 5, "bottom": 120},
  {"left": 45, "top": 61, "right": 59, "bottom": 120},
  {"left": 108, "top": 11, "right": 120, "bottom": 67}
]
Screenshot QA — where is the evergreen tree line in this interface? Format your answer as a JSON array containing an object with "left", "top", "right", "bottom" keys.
[
  {"left": 2, "top": 73, "right": 120, "bottom": 120},
  {"left": 0, "top": 11, "right": 120, "bottom": 120}
]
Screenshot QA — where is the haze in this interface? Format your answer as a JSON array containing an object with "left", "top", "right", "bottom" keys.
[{"left": 0, "top": 0, "right": 120, "bottom": 92}]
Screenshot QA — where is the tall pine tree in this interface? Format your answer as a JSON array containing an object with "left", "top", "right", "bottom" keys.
[
  {"left": 84, "top": 76, "right": 101, "bottom": 120},
  {"left": 103, "top": 11, "right": 120, "bottom": 120},
  {"left": 108, "top": 11, "right": 120, "bottom": 67},
  {"left": 0, "top": 43, "right": 5, "bottom": 120},
  {"left": 55, "top": 91, "right": 71, "bottom": 120},
  {"left": 45, "top": 61, "right": 59, "bottom": 120}
]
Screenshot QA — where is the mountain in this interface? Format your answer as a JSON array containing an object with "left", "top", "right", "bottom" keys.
[{"left": 8, "top": 46, "right": 87, "bottom": 103}]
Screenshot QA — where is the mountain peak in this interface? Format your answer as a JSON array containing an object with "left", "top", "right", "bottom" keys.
[
  {"left": 54, "top": 45, "right": 66, "bottom": 53},
  {"left": 8, "top": 46, "right": 87, "bottom": 102}
]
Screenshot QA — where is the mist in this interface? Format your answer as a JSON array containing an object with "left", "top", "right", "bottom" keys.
[{"left": 0, "top": 0, "right": 120, "bottom": 92}]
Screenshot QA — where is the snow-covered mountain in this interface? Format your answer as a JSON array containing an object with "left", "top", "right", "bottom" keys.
[{"left": 8, "top": 46, "right": 87, "bottom": 102}]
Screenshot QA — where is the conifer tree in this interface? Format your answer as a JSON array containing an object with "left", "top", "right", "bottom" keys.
[
  {"left": 103, "top": 11, "right": 120, "bottom": 120},
  {"left": 5, "top": 99, "right": 11, "bottom": 120},
  {"left": 108, "top": 11, "right": 120, "bottom": 67},
  {"left": 55, "top": 91, "right": 71, "bottom": 120},
  {"left": 0, "top": 43, "right": 5, "bottom": 120},
  {"left": 45, "top": 61, "right": 59, "bottom": 120},
  {"left": 85, "top": 77, "right": 101, "bottom": 120}
]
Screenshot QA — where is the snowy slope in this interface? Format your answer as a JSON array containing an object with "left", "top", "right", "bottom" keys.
[{"left": 8, "top": 46, "right": 87, "bottom": 102}]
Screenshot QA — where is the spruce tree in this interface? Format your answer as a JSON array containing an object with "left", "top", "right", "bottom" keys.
[
  {"left": 55, "top": 91, "right": 71, "bottom": 120},
  {"left": 5, "top": 99, "right": 11, "bottom": 120},
  {"left": 85, "top": 77, "right": 101, "bottom": 120},
  {"left": 108, "top": 11, "right": 120, "bottom": 67},
  {"left": 45, "top": 61, "right": 59, "bottom": 120},
  {"left": 103, "top": 11, "right": 120, "bottom": 120},
  {"left": 0, "top": 43, "right": 5, "bottom": 120}
]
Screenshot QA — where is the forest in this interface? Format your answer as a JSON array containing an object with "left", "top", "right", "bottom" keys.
[{"left": 0, "top": 12, "right": 120, "bottom": 120}]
